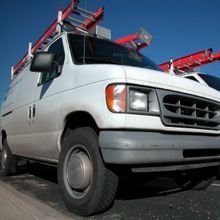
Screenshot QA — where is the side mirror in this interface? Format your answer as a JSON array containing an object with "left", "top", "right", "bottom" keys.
[{"left": 30, "top": 52, "right": 56, "bottom": 73}]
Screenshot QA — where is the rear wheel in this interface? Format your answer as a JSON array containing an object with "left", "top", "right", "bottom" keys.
[
  {"left": 58, "top": 127, "right": 118, "bottom": 216},
  {"left": 1, "top": 139, "right": 17, "bottom": 176}
]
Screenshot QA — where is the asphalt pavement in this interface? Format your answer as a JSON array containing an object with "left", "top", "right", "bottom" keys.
[{"left": 1, "top": 163, "right": 220, "bottom": 220}]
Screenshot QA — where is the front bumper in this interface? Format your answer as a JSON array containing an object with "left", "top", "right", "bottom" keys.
[{"left": 99, "top": 131, "right": 220, "bottom": 170}]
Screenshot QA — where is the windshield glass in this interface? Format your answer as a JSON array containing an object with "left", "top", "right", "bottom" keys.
[
  {"left": 199, "top": 74, "right": 220, "bottom": 91},
  {"left": 68, "top": 34, "right": 162, "bottom": 71}
]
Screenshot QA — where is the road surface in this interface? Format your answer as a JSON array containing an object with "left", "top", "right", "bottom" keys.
[{"left": 1, "top": 162, "right": 220, "bottom": 220}]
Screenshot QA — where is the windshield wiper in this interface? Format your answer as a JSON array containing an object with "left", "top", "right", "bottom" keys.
[{"left": 78, "top": 56, "right": 121, "bottom": 65}]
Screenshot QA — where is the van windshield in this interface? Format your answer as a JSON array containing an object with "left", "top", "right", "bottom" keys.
[
  {"left": 68, "top": 34, "right": 162, "bottom": 71},
  {"left": 199, "top": 74, "right": 220, "bottom": 91}
]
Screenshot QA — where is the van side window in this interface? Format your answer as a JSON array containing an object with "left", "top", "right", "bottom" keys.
[
  {"left": 185, "top": 76, "right": 199, "bottom": 82},
  {"left": 40, "top": 38, "right": 65, "bottom": 85}
]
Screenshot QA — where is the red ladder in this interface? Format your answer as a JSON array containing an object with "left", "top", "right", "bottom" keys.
[
  {"left": 115, "top": 28, "right": 152, "bottom": 51},
  {"left": 160, "top": 48, "right": 220, "bottom": 73},
  {"left": 12, "top": 0, "right": 104, "bottom": 78}
]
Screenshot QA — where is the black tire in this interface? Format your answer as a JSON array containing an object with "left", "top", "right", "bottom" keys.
[
  {"left": 58, "top": 127, "right": 118, "bottom": 216},
  {"left": 1, "top": 139, "right": 17, "bottom": 176},
  {"left": 175, "top": 167, "right": 217, "bottom": 191}
]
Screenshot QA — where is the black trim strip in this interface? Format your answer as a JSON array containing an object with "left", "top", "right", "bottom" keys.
[
  {"left": 14, "top": 154, "right": 58, "bottom": 166},
  {"left": 2, "top": 111, "right": 13, "bottom": 117}
]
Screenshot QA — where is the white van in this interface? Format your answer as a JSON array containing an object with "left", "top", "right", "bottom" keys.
[{"left": 1, "top": 32, "right": 220, "bottom": 216}]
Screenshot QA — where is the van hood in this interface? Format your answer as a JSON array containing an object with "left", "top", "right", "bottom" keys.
[{"left": 123, "top": 66, "right": 220, "bottom": 102}]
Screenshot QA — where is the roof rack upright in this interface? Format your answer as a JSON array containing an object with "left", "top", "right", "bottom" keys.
[{"left": 12, "top": 0, "right": 104, "bottom": 79}]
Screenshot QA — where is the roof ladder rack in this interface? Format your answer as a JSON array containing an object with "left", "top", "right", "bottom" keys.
[
  {"left": 160, "top": 48, "right": 220, "bottom": 73},
  {"left": 12, "top": 0, "right": 104, "bottom": 79}
]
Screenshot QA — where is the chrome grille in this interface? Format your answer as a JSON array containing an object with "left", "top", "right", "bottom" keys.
[{"left": 157, "top": 90, "right": 220, "bottom": 130}]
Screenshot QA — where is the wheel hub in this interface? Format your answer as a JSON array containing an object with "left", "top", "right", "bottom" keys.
[{"left": 66, "top": 151, "right": 92, "bottom": 190}]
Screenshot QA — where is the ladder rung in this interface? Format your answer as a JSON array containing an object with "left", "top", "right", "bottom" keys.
[
  {"left": 46, "top": 37, "right": 54, "bottom": 42},
  {"left": 47, "top": 36, "right": 54, "bottom": 40},
  {"left": 51, "top": 32, "right": 57, "bottom": 37},
  {"left": 41, "top": 43, "right": 48, "bottom": 47},
  {"left": 194, "top": 60, "right": 201, "bottom": 65},
  {"left": 65, "top": 20, "right": 86, "bottom": 30},
  {"left": 75, "top": 27, "right": 88, "bottom": 34},
  {"left": 76, "top": 6, "right": 96, "bottom": 16},
  {"left": 45, "top": 39, "right": 52, "bottom": 43},
  {"left": 73, "top": 10, "right": 95, "bottom": 22},
  {"left": 183, "top": 64, "right": 190, "bottom": 69},
  {"left": 128, "top": 41, "right": 137, "bottom": 49},
  {"left": 68, "top": 16, "right": 85, "bottom": 25}
]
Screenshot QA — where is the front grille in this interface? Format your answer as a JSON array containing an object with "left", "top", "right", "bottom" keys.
[{"left": 157, "top": 90, "right": 220, "bottom": 130}]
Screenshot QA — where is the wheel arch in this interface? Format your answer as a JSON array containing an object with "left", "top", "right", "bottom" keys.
[{"left": 60, "top": 111, "right": 100, "bottom": 150}]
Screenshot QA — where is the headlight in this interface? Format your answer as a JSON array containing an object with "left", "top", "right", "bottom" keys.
[
  {"left": 106, "top": 84, "right": 159, "bottom": 114},
  {"left": 129, "top": 91, "right": 148, "bottom": 111}
]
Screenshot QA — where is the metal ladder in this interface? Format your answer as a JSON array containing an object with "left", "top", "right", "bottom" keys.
[
  {"left": 12, "top": 0, "right": 104, "bottom": 79},
  {"left": 115, "top": 28, "right": 153, "bottom": 51},
  {"left": 160, "top": 48, "right": 220, "bottom": 73}
]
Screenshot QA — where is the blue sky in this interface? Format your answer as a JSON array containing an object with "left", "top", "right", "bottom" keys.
[{"left": 1, "top": 0, "right": 220, "bottom": 103}]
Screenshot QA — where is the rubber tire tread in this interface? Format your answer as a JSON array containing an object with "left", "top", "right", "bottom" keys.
[
  {"left": 58, "top": 127, "right": 118, "bottom": 216},
  {"left": 1, "top": 139, "right": 17, "bottom": 176}
]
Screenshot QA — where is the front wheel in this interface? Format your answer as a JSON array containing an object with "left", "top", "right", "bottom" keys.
[
  {"left": 58, "top": 127, "right": 118, "bottom": 216},
  {"left": 1, "top": 139, "right": 17, "bottom": 176}
]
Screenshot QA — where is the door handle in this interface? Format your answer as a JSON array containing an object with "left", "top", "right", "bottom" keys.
[
  {"left": 28, "top": 106, "right": 32, "bottom": 120},
  {"left": 32, "top": 105, "right": 36, "bottom": 118}
]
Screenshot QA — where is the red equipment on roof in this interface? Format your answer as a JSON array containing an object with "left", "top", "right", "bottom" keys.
[
  {"left": 160, "top": 48, "right": 220, "bottom": 73},
  {"left": 115, "top": 28, "right": 152, "bottom": 51},
  {"left": 12, "top": 0, "right": 104, "bottom": 77}
]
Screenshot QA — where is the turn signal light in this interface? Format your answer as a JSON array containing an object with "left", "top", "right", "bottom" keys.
[{"left": 106, "top": 84, "right": 126, "bottom": 113}]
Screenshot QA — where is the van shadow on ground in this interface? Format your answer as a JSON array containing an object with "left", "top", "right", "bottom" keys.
[{"left": 0, "top": 161, "right": 184, "bottom": 219}]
